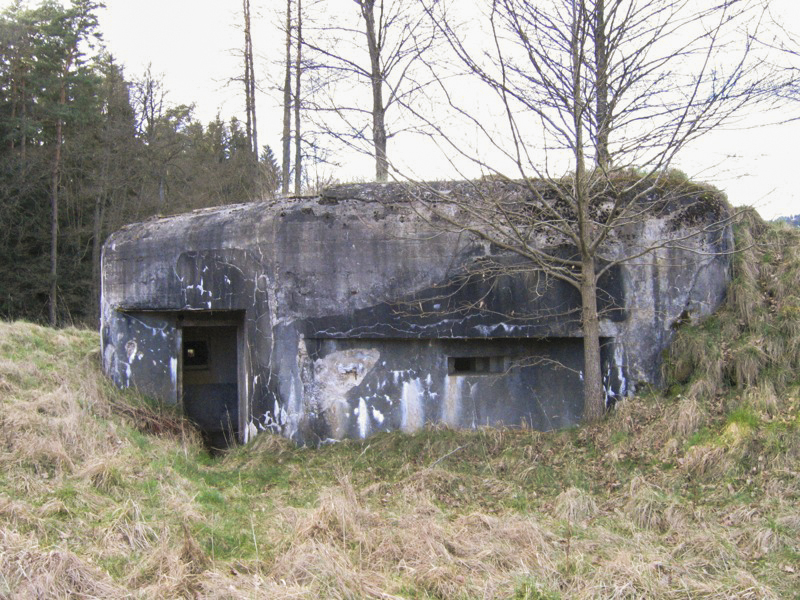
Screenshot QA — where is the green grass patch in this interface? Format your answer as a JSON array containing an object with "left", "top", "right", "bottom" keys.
[{"left": 727, "top": 406, "right": 761, "bottom": 429}]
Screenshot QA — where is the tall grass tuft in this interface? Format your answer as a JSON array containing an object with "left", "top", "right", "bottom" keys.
[{"left": 665, "top": 210, "right": 800, "bottom": 400}]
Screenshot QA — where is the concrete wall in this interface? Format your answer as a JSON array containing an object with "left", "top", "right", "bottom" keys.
[
  {"left": 303, "top": 337, "right": 612, "bottom": 441},
  {"left": 100, "top": 182, "right": 732, "bottom": 444}
]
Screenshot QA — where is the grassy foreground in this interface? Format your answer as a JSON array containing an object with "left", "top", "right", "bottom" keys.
[{"left": 1, "top": 218, "right": 799, "bottom": 599}]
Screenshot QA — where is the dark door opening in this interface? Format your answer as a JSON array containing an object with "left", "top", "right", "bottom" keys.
[{"left": 181, "top": 323, "right": 240, "bottom": 450}]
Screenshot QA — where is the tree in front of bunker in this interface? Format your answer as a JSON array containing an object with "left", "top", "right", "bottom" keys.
[{"left": 410, "top": 0, "right": 787, "bottom": 421}]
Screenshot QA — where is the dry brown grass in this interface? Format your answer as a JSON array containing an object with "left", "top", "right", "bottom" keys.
[
  {"left": 680, "top": 444, "right": 734, "bottom": 480},
  {"left": 623, "top": 476, "right": 668, "bottom": 532},
  {"left": 0, "top": 528, "right": 124, "bottom": 599},
  {"left": 554, "top": 486, "right": 597, "bottom": 524},
  {"left": 1, "top": 210, "right": 799, "bottom": 600},
  {"left": 669, "top": 394, "right": 707, "bottom": 438}
]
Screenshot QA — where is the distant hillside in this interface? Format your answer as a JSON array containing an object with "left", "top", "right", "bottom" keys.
[
  {"left": 0, "top": 210, "right": 799, "bottom": 598},
  {"left": 775, "top": 214, "right": 800, "bottom": 227}
]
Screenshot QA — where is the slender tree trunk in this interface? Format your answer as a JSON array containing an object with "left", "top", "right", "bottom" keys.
[
  {"left": 20, "top": 78, "right": 26, "bottom": 160},
  {"left": 92, "top": 142, "right": 111, "bottom": 321},
  {"left": 575, "top": 146, "right": 606, "bottom": 422},
  {"left": 92, "top": 194, "right": 105, "bottom": 320},
  {"left": 243, "top": 0, "right": 258, "bottom": 174},
  {"left": 361, "top": 0, "right": 388, "bottom": 182},
  {"left": 282, "top": 0, "right": 292, "bottom": 195},
  {"left": 571, "top": 0, "right": 605, "bottom": 421},
  {"left": 243, "top": 0, "right": 252, "bottom": 150},
  {"left": 249, "top": 31, "right": 258, "bottom": 176},
  {"left": 594, "top": 0, "right": 610, "bottom": 170},
  {"left": 243, "top": 0, "right": 259, "bottom": 188},
  {"left": 293, "top": 0, "right": 302, "bottom": 195},
  {"left": 9, "top": 46, "right": 22, "bottom": 154},
  {"left": 49, "top": 153, "right": 59, "bottom": 326},
  {"left": 580, "top": 255, "right": 605, "bottom": 421},
  {"left": 10, "top": 76, "right": 17, "bottom": 152},
  {"left": 49, "top": 49, "right": 74, "bottom": 327},
  {"left": 50, "top": 103, "right": 64, "bottom": 326},
  {"left": 243, "top": 0, "right": 253, "bottom": 151},
  {"left": 11, "top": 62, "right": 28, "bottom": 159}
]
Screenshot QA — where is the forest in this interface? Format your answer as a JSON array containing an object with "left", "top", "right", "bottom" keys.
[
  {"left": 0, "top": 0, "right": 793, "bottom": 334},
  {"left": 0, "top": 0, "right": 281, "bottom": 326}
]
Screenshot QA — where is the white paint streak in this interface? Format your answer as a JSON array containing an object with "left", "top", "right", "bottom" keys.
[
  {"left": 125, "top": 340, "right": 138, "bottom": 363},
  {"left": 443, "top": 375, "right": 463, "bottom": 425},
  {"left": 401, "top": 378, "right": 424, "bottom": 432},
  {"left": 615, "top": 343, "right": 628, "bottom": 396},
  {"left": 280, "top": 403, "right": 288, "bottom": 426},
  {"left": 358, "top": 397, "right": 369, "bottom": 438},
  {"left": 473, "top": 323, "right": 519, "bottom": 336}
]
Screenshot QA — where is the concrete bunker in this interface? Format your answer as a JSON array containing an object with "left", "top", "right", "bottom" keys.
[{"left": 100, "top": 182, "right": 732, "bottom": 445}]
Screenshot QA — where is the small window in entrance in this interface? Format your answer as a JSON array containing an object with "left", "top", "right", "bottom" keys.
[
  {"left": 448, "top": 355, "right": 505, "bottom": 375},
  {"left": 183, "top": 340, "right": 209, "bottom": 369}
]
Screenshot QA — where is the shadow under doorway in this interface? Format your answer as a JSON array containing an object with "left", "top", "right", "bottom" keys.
[{"left": 180, "top": 322, "right": 240, "bottom": 452}]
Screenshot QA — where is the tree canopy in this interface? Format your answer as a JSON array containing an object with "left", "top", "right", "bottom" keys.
[{"left": 0, "top": 0, "right": 280, "bottom": 325}]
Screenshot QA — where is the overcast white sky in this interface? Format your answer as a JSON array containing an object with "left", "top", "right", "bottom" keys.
[{"left": 2, "top": 0, "right": 799, "bottom": 218}]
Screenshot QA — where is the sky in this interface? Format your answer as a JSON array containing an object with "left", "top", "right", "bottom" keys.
[{"left": 2, "top": 0, "right": 799, "bottom": 218}]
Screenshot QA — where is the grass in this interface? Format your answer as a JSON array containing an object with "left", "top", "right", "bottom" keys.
[{"left": 1, "top": 216, "right": 800, "bottom": 598}]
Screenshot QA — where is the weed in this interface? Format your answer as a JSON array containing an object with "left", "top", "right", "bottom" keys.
[{"left": 512, "top": 577, "right": 560, "bottom": 600}]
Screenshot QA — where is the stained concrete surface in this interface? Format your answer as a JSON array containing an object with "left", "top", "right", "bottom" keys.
[{"left": 101, "top": 182, "right": 731, "bottom": 444}]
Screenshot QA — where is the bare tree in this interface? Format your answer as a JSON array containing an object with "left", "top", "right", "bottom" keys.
[
  {"left": 242, "top": 0, "right": 258, "bottom": 165},
  {"left": 282, "top": 0, "right": 292, "bottom": 194},
  {"left": 414, "top": 0, "right": 784, "bottom": 421},
  {"left": 294, "top": 0, "right": 303, "bottom": 194},
  {"left": 131, "top": 67, "right": 193, "bottom": 209},
  {"left": 304, "top": 0, "right": 436, "bottom": 182}
]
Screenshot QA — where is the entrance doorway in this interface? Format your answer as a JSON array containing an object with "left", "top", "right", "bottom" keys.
[{"left": 178, "top": 314, "right": 244, "bottom": 450}]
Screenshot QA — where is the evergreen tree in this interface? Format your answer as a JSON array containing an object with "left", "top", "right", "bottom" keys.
[{"left": 0, "top": 0, "right": 103, "bottom": 324}]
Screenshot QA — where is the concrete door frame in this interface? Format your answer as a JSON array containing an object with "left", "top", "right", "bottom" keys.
[{"left": 176, "top": 311, "right": 248, "bottom": 444}]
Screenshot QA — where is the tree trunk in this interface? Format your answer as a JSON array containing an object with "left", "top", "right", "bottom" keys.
[
  {"left": 91, "top": 140, "right": 111, "bottom": 322},
  {"left": 282, "top": 0, "right": 292, "bottom": 194},
  {"left": 20, "top": 78, "right": 26, "bottom": 160},
  {"left": 49, "top": 128, "right": 60, "bottom": 327},
  {"left": 571, "top": 0, "right": 605, "bottom": 421},
  {"left": 243, "top": 0, "right": 253, "bottom": 152},
  {"left": 361, "top": 0, "right": 389, "bottom": 182},
  {"left": 49, "top": 52, "right": 72, "bottom": 327},
  {"left": 294, "top": 0, "right": 302, "bottom": 195},
  {"left": 594, "top": 0, "right": 610, "bottom": 170},
  {"left": 249, "top": 24, "right": 258, "bottom": 178},
  {"left": 580, "top": 254, "right": 605, "bottom": 421},
  {"left": 243, "top": 0, "right": 258, "bottom": 184},
  {"left": 91, "top": 194, "right": 105, "bottom": 321}
]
